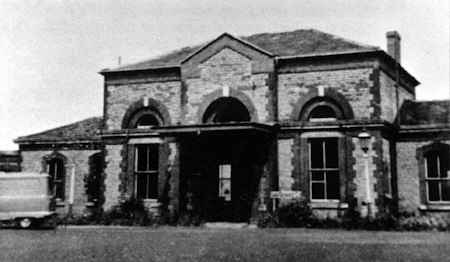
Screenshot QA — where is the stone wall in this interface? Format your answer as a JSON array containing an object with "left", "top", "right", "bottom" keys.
[
  {"left": 352, "top": 136, "right": 379, "bottom": 216},
  {"left": 277, "top": 139, "right": 295, "bottom": 192},
  {"left": 21, "top": 149, "right": 101, "bottom": 214},
  {"left": 379, "top": 71, "right": 415, "bottom": 123},
  {"left": 278, "top": 68, "right": 374, "bottom": 121},
  {"left": 105, "top": 81, "right": 182, "bottom": 130},
  {"left": 103, "top": 144, "right": 124, "bottom": 209},
  {"left": 382, "top": 138, "right": 392, "bottom": 196}
]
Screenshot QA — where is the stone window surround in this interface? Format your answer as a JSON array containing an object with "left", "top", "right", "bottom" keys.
[
  {"left": 42, "top": 151, "right": 67, "bottom": 204},
  {"left": 127, "top": 137, "right": 164, "bottom": 205},
  {"left": 417, "top": 142, "right": 450, "bottom": 211},
  {"left": 299, "top": 131, "right": 347, "bottom": 207},
  {"left": 121, "top": 97, "right": 171, "bottom": 129}
]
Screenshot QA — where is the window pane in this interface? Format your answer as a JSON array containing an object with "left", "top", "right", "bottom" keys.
[
  {"left": 441, "top": 180, "right": 450, "bottom": 201},
  {"left": 309, "top": 105, "right": 336, "bottom": 119},
  {"left": 136, "top": 174, "right": 148, "bottom": 199},
  {"left": 55, "top": 181, "right": 64, "bottom": 200},
  {"left": 55, "top": 160, "right": 64, "bottom": 181},
  {"left": 326, "top": 171, "right": 340, "bottom": 199},
  {"left": 219, "top": 164, "right": 231, "bottom": 179},
  {"left": 325, "top": 138, "right": 339, "bottom": 168},
  {"left": 312, "top": 182, "right": 325, "bottom": 199},
  {"left": 137, "top": 114, "right": 159, "bottom": 128},
  {"left": 310, "top": 140, "right": 324, "bottom": 168},
  {"left": 148, "top": 145, "right": 159, "bottom": 171},
  {"left": 48, "top": 161, "right": 56, "bottom": 180},
  {"left": 439, "top": 154, "right": 449, "bottom": 178},
  {"left": 428, "top": 181, "right": 440, "bottom": 201},
  {"left": 426, "top": 156, "right": 438, "bottom": 178},
  {"left": 136, "top": 146, "right": 149, "bottom": 171},
  {"left": 148, "top": 173, "right": 158, "bottom": 199},
  {"left": 311, "top": 171, "right": 324, "bottom": 181}
]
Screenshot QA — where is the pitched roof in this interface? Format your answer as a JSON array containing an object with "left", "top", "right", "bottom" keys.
[
  {"left": 102, "top": 29, "right": 378, "bottom": 73},
  {"left": 15, "top": 117, "right": 103, "bottom": 143},
  {"left": 399, "top": 100, "right": 450, "bottom": 125}
]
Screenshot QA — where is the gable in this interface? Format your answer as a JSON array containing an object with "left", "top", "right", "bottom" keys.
[
  {"left": 198, "top": 48, "right": 252, "bottom": 82},
  {"left": 181, "top": 33, "right": 274, "bottom": 78}
]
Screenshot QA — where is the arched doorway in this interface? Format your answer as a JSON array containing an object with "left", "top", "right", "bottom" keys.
[{"left": 179, "top": 97, "right": 267, "bottom": 222}]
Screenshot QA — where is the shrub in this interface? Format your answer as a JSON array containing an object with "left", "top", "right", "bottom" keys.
[
  {"left": 257, "top": 214, "right": 279, "bottom": 228},
  {"left": 101, "top": 196, "right": 152, "bottom": 226},
  {"left": 277, "top": 200, "right": 314, "bottom": 228}
]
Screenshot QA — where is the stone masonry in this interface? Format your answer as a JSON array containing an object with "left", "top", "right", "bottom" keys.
[
  {"left": 106, "top": 81, "right": 182, "bottom": 130},
  {"left": 185, "top": 48, "right": 271, "bottom": 124},
  {"left": 278, "top": 68, "right": 374, "bottom": 121},
  {"left": 21, "top": 149, "right": 101, "bottom": 214}
]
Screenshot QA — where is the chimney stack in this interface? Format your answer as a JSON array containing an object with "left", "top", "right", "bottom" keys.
[{"left": 386, "top": 31, "right": 401, "bottom": 64}]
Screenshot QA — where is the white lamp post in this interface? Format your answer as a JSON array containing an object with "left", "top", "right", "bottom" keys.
[{"left": 358, "top": 131, "right": 372, "bottom": 218}]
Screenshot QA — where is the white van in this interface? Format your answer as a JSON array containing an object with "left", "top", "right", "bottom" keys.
[{"left": 0, "top": 172, "right": 56, "bottom": 228}]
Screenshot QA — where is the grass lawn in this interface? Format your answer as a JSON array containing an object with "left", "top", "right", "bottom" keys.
[{"left": 1, "top": 226, "right": 449, "bottom": 262}]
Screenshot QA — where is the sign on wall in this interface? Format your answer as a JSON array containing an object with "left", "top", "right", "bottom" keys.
[{"left": 270, "top": 191, "right": 302, "bottom": 199}]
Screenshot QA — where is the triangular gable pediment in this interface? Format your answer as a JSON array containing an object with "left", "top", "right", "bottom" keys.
[{"left": 181, "top": 33, "right": 274, "bottom": 78}]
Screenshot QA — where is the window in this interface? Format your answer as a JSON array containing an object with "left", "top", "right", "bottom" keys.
[
  {"left": 219, "top": 164, "right": 231, "bottom": 201},
  {"left": 309, "top": 105, "right": 337, "bottom": 122},
  {"left": 136, "top": 114, "right": 159, "bottom": 129},
  {"left": 47, "top": 158, "right": 65, "bottom": 201},
  {"left": 309, "top": 138, "right": 339, "bottom": 200},
  {"left": 425, "top": 150, "right": 450, "bottom": 202},
  {"left": 135, "top": 144, "right": 159, "bottom": 199},
  {"left": 126, "top": 107, "right": 164, "bottom": 129}
]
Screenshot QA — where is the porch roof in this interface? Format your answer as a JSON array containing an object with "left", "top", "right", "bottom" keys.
[{"left": 101, "top": 122, "right": 277, "bottom": 138}]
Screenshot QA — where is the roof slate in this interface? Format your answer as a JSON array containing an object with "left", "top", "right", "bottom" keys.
[
  {"left": 102, "top": 29, "right": 378, "bottom": 73},
  {"left": 15, "top": 117, "right": 103, "bottom": 143},
  {"left": 399, "top": 100, "right": 450, "bottom": 125}
]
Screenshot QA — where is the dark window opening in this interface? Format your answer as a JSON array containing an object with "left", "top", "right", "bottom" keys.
[
  {"left": 135, "top": 144, "right": 159, "bottom": 199},
  {"left": 309, "top": 138, "right": 339, "bottom": 200},
  {"left": 136, "top": 114, "right": 159, "bottom": 128},
  {"left": 425, "top": 150, "right": 450, "bottom": 202},
  {"left": 86, "top": 154, "right": 103, "bottom": 204},
  {"left": 47, "top": 158, "right": 65, "bottom": 201},
  {"left": 309, "top": 105, "right": 337, "bottom": 121},
  {"left": 203, "top": 97, "right": 250, "bottom": 123}
]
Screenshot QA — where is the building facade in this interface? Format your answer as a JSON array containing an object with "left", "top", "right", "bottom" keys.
[{"left": 15, "top": 29, "right": 450, "bottom": 222}]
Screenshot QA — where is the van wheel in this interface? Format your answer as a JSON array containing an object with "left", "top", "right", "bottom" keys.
[{"left": 18, "top": 218, "right": 33, "bottom": 228}]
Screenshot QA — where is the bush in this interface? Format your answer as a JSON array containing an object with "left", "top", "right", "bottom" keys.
[
  {"left": 257, "top": 214, "right": 279, "bottom": 228},
  {"left": 101, "top": 196, "right": 152, "bottom": 226},
  {"left": 258, "top": 200, "right": 314, "bottom": 228},
  {"left": 277, "top": 200, "right": 314, "bottom": 228},
  {"left": 399, "top": 214, "right": 449, "bottom": 231}
]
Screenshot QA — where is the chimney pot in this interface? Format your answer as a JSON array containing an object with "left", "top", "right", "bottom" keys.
[{"left": 386, "top": 31, "right": 401, "bottom": 64}]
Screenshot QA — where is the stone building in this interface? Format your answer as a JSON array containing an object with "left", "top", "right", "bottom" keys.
[{"left": 15, "top": 29, "right": 450, "bottom": 222}]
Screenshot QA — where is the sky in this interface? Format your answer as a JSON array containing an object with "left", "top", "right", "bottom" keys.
[{"left": 1, "top": 0, "right": 449, "bottom": 150}]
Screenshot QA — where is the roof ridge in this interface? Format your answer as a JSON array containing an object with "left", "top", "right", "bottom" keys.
[{"left": 102, "top": 28, "right": 380, "bottom": 73}]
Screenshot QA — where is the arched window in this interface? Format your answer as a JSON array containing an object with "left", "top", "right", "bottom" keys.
[
  {"left": 47, "top": 158, "right": 65, "bottom": 201},
  {"left": 127, "top": 107, "right": 163, "bottom": 129},
  {"left": 203, "top": 97, "right": 250, "bottom": 123},
  {"left": 136, "top": 114, "right": 160, "bottom": 129},
  {"left": 309, "top": 105, "right": 337, "bottom": 122},
  {"left": 299, "top": 98, "right": 344, "bottom": 122}
]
